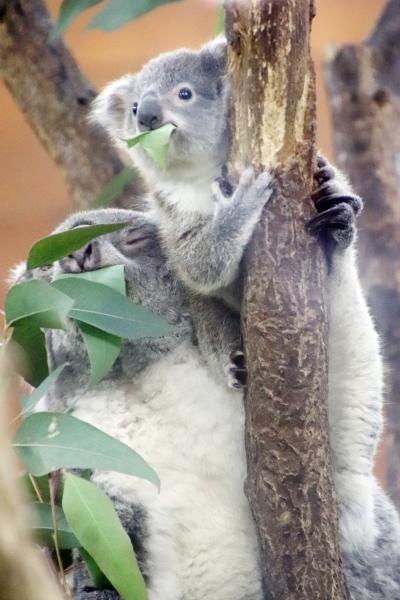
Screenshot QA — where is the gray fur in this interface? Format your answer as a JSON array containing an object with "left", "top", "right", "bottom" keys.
[{"left": 91, "top": 38, "right": 274, "bottom": 389}]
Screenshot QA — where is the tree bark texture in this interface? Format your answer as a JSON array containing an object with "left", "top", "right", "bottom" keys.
[
  {"left": 0, "top": 0, "right": 141, "bottom": 208},
  {"left": 225, "top": 1, "right": 349, "bottom": 598},
  {"left": 325, "top": 0, "right": 400, "bottom": 507}
]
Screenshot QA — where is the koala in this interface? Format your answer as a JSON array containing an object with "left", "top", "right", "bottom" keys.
[
  {"left": 90, "top": 37, "right": 274, "bottom": 390},
  {"left": 14, "top": 157, "right": 400, "bottom": 598},
  {"left": 15, "top": 208, "right": 264, "bottom": 600}
]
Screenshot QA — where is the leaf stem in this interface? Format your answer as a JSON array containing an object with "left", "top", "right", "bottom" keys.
[
  {"left": 49, "top": 472, "right": 71, "bottom": 597},
  {"left": 28, "top": 473, "right": 44, "bottom": 503}
]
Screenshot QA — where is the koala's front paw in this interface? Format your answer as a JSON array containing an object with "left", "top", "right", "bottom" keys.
[
  {"left": 225, "top": 350, "right": 247, "bottom": 390},
  {"left": 307, "top": 155, "right": 363, "bottom": 250},
  {"left": 114, "top": 218, "right": 159, "bottom": 259},
  {"left": 58, "top": 238, "right": 103, "bottom": 274}
]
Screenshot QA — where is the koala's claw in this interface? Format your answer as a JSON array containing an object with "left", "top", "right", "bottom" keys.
[
  {"left": 226, "top": 350, "right": 247, "bottom": 390},
  {"left": 307, "top": 203, "right": 355, "bottom": 249},
  {"left": 308, "top": 157, "right": 362, "bottom": 250}
]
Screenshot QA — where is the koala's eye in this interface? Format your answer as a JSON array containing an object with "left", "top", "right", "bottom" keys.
[
  {"left": 178, "top": 88, "right": 192, "bottom": 101},
  {"left": 132, "top": 102, "right": 138, "bottom": 116}
]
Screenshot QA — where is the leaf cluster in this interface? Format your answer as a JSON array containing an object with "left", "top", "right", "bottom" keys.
[{"left": 4, "top": 223, "right": 173, "bottom": 598}]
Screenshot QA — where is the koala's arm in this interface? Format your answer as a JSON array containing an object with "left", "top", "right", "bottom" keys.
[
  {"left": 168, "top": 169, "right": 273, "bottom": 296},
  {"left": 308, "top": 157, "right": 385, "bottom": 553},
  {"left": 189, "top": 294, "right": 244, "bottom": 389}
]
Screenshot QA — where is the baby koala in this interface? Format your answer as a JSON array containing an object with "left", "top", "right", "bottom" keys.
[{"left": 90, "top": 37, "right": 273, "bottom": 389}]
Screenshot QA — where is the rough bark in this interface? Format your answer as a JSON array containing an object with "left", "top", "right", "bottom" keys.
[
  {"left": 225, "top": 1, "right": 349, "bottom": 598},
  {"left": 0, "top": 0, "right": 142, "bottom": 208},
  {"left": 325, "top": 0, "right": 400, "bottom": 505},
  {"left": 224, "top": 0, "right": 348, "bottom": 597}
]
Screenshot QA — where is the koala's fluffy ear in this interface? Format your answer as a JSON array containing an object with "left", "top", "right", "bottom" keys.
[
  {"left": 89, "top": 74, "right": 135, "bottom": 139},
  {"left": 200, "top": 36, "right": 227, "bottom": 78}
]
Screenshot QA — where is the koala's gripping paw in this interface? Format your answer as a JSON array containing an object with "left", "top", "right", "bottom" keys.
[
  {"left": 57, "top": 213, "right": 158, "bottom": 274},
  {"left": 306, "top": 155, "right": 363, "bottom": 250},
  {"left": 212, "top": 167, "right": 274, "bottom": 213},
  {"left": 225, "top": 350, "right": 247, "bottom": 390}
]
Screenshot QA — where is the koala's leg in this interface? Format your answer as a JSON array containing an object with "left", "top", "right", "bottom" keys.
[
  {"left": 171, "top": 169, "right": 273, "bottom": 294},
  {"left": 189, "top": 294, "right": 245, "bottom": 389},
  {"left": 308, "top": 156, "right": 383, "bottom": 552}
]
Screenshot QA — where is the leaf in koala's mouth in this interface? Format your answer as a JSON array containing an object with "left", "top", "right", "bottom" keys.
[{"left": 123, "top": 123, "right": 176, "bottom": 168}]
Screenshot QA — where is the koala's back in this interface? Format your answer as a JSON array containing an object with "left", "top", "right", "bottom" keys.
[{"left": 71, "top": 340, "right": 263, "bottom": 600}]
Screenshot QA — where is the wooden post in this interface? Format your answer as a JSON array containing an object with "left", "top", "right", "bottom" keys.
[{"left": 225, "top": 1, "right": 349, "bottom": 597}]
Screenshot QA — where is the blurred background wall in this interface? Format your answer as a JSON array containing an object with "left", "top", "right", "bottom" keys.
[{"left": 0, "top": 1, "right": 388, "bottom": 472}]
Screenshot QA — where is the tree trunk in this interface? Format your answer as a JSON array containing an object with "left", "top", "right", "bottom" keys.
[
  {"left": 325, "top": 0, "right": 400, "bottom": 506},
  {"left": 0, "top": 0, "right": 142, "bottom": 208},
  {"left": 225, "top": 1, "right": 348, "bottom": 598}
]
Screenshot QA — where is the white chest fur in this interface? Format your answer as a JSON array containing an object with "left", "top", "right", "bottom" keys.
[{"left": 71, "top": 341, "right": 263, "bottom": 600}]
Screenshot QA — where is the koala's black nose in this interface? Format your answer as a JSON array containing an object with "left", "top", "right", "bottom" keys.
[{"left": 137, "top": 97, "right": 163, "bottom": 131}]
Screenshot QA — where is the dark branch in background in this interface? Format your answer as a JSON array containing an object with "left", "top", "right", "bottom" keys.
[
  {"left": 0, "top": 0, "right": 142, "bottom": 208},
  {"left": 225, "top": 1, "right": 348, "bottom": 598},
  {"left": 325, "top": 0, "right": 400, "bottom": 507}
]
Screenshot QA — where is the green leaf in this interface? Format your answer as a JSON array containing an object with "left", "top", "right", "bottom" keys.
[
  {"left": 91, "top": 167, "right": 136, "bottom": 208},
  {"left": 30, "top": 501, "right": 81, "bottom": 550},
  {"left": 55, "top": 265, "right": 126, "bottom": 296},
  {"left": 10, "top": 324, "right": 49, "bottom": 387},
  {"left": 81, "top": 548, "right": 111, "bottom": 589},
  {"left": 63, "top": 474, "right": 147, "bottom": 600},
  {"left": 124, "top": 123, "right": 176, "bottom": 167},
  {"left": 5, "top": 280, "right": 74, "bottom": 329},
  {"left": 51, "top": 277, "right": 176, "bottom": 339},
  {"left": 87, "top": 0, "right": 180, "bottom": 32},
  {"left": 27, "top": 222, "right": 130, "bottom": 270},
  {"left": 13, "top": 412, "right": 159, "bottom": 487},
  {"left": 50, "top": 0, "right": 103, "bottom": 40},
  {"left": 79, "top": 322, "right": 121, "bottom": 386},
  {"left": 19, "top": 473, "right": 50, "bottom": 503},
  {"left": 20, "top": 364, "right": 67, "bottom": 418}
]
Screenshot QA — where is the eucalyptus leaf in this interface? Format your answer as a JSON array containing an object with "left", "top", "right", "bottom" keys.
[
  {"left": 91, "top": 167, "right": 136, "bottom": 208},
  {"left": 19, "top": 473, "right": 50, "bottom": 503},
  {"left": 87, "top": 0, "right": 180, "bottom": 32},
  {"left": 55, "top": 265, "right": 126, "bottom": 296},
  {"left": 50, "top": 0, "right": 103, "bottom": 40},
  {"left": 20, "top": 363, "right": 67, "bottom": 418},
  {"left": 5, "top": 280, "right": 73, "bottom": 330},
  {"left": 81, "top": 548, "right": 111, "bottom": 589},
  {"left": 10, "top": 324, "right": 49, "bottom": 387},
  {"left": 13, "top": 412, "right": 159, "bottom": 487},
  {"left": 27, "top": 222, "right": 130, "bottom": 270},
  {"left": 124, "top": 123, "right": 176, "bottom": 167},
  {"left": 30, "top": 501, "right": 81, "bottom": 550},
  {"left": 63, "top": 474, "right": 147, "bottom": 600},
  {"left": 51, "top": 277, "right": 176, "bottom": 339},
  {"left": 79, "top": 322, "right": 121, "bottom": 386}
]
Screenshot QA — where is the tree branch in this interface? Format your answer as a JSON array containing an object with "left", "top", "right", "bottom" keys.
[
  {"left": 0, "top": 0, "right": 141, "bottom": 208},
  {"left": 225, "top": 1, "right": 348, "bottom": 597},
  {"left": 325, "top": 0, "right": 400, "bottom": 506}
]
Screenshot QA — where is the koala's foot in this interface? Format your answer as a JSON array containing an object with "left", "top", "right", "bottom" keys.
[
  {"left": 307, "top": 155, "right": 363, "bottom": 250},
  {"left": 225, "top": 350, "right": 247, "bottom": 390}
]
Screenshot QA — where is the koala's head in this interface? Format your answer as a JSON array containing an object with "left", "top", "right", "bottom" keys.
[{"left": 91, "top": 38, "right": 229, "bottom": 183}]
